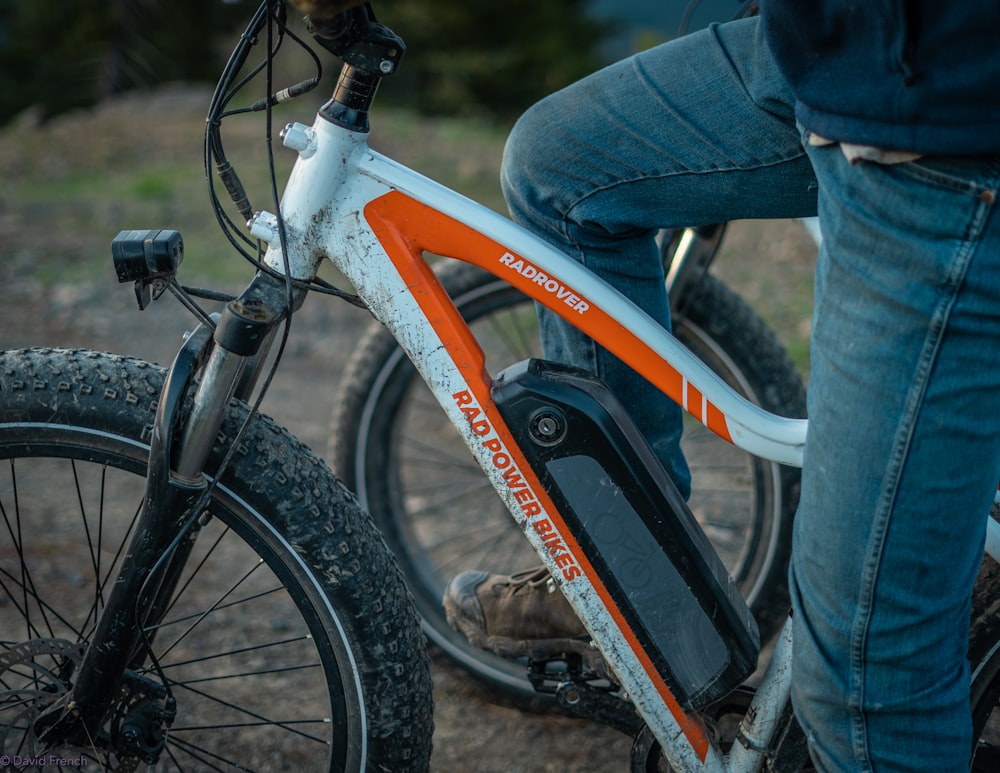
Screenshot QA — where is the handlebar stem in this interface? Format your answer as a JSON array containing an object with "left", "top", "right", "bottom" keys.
[
  {"left": 308, "top": 5, "right": 405, "bottom": 131},
  {"left": 308, "top": 3, "right": 405, "bottom": 76}
]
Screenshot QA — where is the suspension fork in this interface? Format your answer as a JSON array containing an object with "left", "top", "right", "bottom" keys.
[{"left": 35, "top": 272, "right": 300, "bottom": 751}]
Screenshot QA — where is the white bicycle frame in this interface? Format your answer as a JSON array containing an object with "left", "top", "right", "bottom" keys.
[{"left": 249, "top": 108, "right": 1000, "bottom": 771}]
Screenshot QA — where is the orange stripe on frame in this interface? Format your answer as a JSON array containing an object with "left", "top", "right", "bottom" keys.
[
  {"left": 364, "top": 190, "right": 713, "bottom": 760},
  {"left": 365, "top": 190, "right": 731, "bottom": 443}
]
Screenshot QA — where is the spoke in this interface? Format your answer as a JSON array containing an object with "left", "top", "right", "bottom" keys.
[
  {"left": 153, "top": 634, "right": 314, "bottom": 671},
  {"left": 401, "top": 477, "right": 497, "bottom": 517},
  {"left": 154, "top": 585, "right": 285, "bottom": 630},
  {"left": 163, "top": 661, "right": 320, "bottom": 686},
  {"left": 148, "top": 561, "right": 271, "bottom": 661},
  {"left": 159, "top": 525, "right": 232, "bottom": 622},
  {"left": 398, "top": 435, "right": 481, "bottom": 473},
  {"left": 0, "top": 692, "right": 43, "bottom": 711},
  {"left": 171, "top": 718, "right": 329, "bottom": 732},
  {"left": 85, "top": 490, "right": 145, "bottom": 642},
  {"left": 428, "top": 526, "right": 527, "bottom": 576},
  {"left": 163, "top": 736, "right": 234, "bottom": 773},
  {"left": 420, "top": 516, "right": 517, "bottom": 556},
  {"left": 168, "top": 679, "right": 331, "bottom": 746},
  {"left": 396, "top": 452, "right": 481, "bottom": 475},
  {"left": 71, "top": 460, "right": 106, "bottom": 617},
  {"left": 96, "top": 466, "right": 107, "bottom": 608}
]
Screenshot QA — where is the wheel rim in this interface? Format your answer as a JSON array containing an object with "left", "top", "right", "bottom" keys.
[{"left": 0, "top": 437, "right": 357, "bottom": 771}]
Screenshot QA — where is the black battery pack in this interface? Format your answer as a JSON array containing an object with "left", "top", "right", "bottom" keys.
[{"left": 491, "top": 358, "right": 760, "bottom": 711}]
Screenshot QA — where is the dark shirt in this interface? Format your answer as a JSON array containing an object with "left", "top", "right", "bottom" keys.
[{"left": 759, "top": 0, "right": 1000, "bottom": 155}]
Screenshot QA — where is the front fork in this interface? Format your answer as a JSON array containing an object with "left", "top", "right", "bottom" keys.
[{"left": 35, "top": 271, "right": 297, "bottom": 759}]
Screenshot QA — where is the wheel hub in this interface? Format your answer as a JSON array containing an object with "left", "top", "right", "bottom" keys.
[
  {"left": 0, "top": 639, "right": 92, "bottom": 766},
  {"left": 0, "top": 639, "right": 172, "bottom": 771}
]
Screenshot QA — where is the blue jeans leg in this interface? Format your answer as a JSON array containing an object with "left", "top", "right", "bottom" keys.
[
  {"left": 500, "top": 16, "right": 816, "bottom": 498},
  {"left": 501, "top": 12, "right": 1000, "bottom": 770},
  {"left": 790, "top": 145, "right": 1000, "bottom": 771}
]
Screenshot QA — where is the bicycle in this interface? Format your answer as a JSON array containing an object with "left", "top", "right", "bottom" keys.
[{"left": 1, "top": 2, "right": 999, "bottom": 771}]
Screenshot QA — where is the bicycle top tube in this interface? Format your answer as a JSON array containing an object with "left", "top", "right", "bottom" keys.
[
  {"left": 238, "top": 3, "right": 805, "bottom": 468},
  {"left": 260, "top": 101, "right": 809, "bottom": 468}
]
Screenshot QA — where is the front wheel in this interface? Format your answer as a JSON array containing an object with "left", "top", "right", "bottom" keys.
[
  {"left": 330, "top": 261, "right": 805, "bottom": 703},
  {"left": 0, "top": 348, "right": 433, "bottom": 771}
]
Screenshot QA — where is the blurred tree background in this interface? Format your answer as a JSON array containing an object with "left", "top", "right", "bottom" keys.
[
  {"left": 0, "top": 0, "right": 610, "bottom": 127},
  {"left": 0, "top": 0, "right": 246, "bottom": 123},
  {"left": 374, "top": 0, "right": 608, "bottom": 120}
]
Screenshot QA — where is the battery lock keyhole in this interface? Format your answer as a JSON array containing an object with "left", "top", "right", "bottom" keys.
[{"left": 528, "top": 408, "right": 567, "bottom": 447}]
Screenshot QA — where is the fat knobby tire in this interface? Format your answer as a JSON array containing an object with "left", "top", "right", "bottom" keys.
[{"left": 0, "top": 347, "right": 434, "bottom": 771}]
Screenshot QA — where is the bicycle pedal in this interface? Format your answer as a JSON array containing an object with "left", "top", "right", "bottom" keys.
[
  {"left": 526, "top": 651, "right": 596, "bottom": 688},
  {"left": 526, "top": 654, "right": 643, "bottom": 736}
]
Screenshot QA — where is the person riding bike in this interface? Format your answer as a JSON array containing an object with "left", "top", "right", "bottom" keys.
[{"left": 443, "top": 2, "right": 1000, "bottom": 770}]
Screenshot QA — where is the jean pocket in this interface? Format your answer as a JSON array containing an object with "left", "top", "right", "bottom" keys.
[{"left": 889, "top": 155, "right": 998, "bottom": 196}]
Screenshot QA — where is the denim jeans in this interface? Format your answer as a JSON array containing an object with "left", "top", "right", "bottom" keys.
[{"left": 500, "top": 15, "right": 1000, "bottom": 772}]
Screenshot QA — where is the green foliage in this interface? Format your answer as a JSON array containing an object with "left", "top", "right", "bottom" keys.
[
  {"left": 0, "top": 1, "right": 610, "bottom": 127},
  {"left": 374, "top": 0, "right": 610, "bottom": 123},
  {"left": 0, "top": 0, "right": 244, "bottom": 124}
]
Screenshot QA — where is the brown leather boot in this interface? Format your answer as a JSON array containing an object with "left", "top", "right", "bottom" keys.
[{"left": 443, "top": 567, "right": 606, "bottom": 675}]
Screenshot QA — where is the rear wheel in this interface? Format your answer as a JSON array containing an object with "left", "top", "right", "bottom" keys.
[
  {"left": 0, "top": 348, "right": 433, "bottom": 771},
  {"left": 330, "top": 261, "right": 805, "bottom": 702},
  {"left": 970, "top": 535, "right": 1000, "bottom": 771}
]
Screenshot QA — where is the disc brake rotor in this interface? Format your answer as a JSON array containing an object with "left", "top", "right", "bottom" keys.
[{"left": 0, "top": 638, "right": 149, "bottom": 771}]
